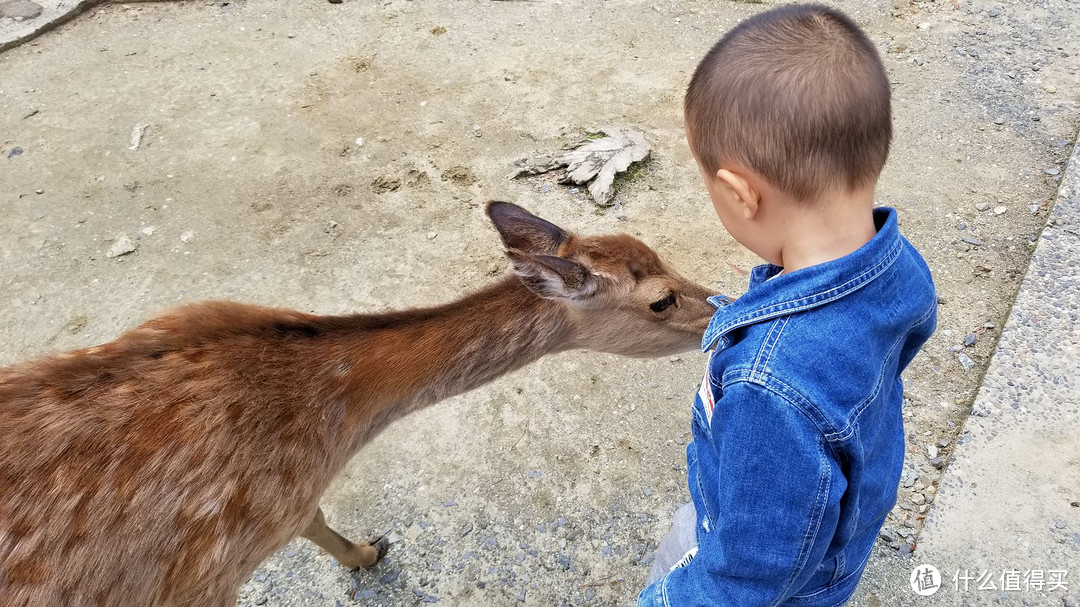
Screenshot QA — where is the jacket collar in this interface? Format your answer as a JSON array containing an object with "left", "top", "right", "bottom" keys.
[{"left": 702, "top": 207, "right": 904, "bottom": 352}]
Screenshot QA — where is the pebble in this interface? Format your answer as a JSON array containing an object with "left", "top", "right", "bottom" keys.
[
  {"left": 1055, "top": 520, "right": 1068, "bottom": 529},
  {"left": 928, "top": 445, "right": 939, "bottom": 459},
  {"left": 427, "top": 231, "right": 438, "bottom": 240},
  {"left": 975, "top": 202, "right": 991, "bottom": 211},
  {"left": 917, "top": 21, "right": 931, "bottom": 30},
  {"left": 993, "top": 117, "right": 1005, "bottom": 125},
  {"left": 1045, "top": 167, "right": 1060, "bottom": 176},
  {"left": 932, "top": 457, "right": 945, "bottom": 469},
  {"left": 407, "top": 522, "right": 426, "bottom": 540},
  {"left": 963, "top": 333, "right": 977, "bottom": 347},
  {"left": 380, "top": 569, "right": 401, "bottom": 584},
  {"left": 993, "top": 205, "right": 1007, "bottom": 215},
  {"left": 179, "top": 229, "right": 195, "bottom": 243},
  {"left": 959, "top": 236, "right": 982, "bottom": 247},
  {"left": 128, "top": 123, "right": 149, "bottom": 151},
  {"left": 987, "top": 7, "right": 1000, "bottom": 17},
  {"left": 910, "top": 493, "right": 926, "bottom": 505},
  {"left": 1043, "top": 84, "right": 1057, "bottom": 94},
  {"left": 106, "top": 235, "right": 137, "bottom": 258},
  {"left": 958, "top": 353, "right": 975, "bottom": 370}
]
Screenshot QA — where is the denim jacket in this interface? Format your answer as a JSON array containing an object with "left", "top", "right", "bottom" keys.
[{"left": 639, "top": 208, "right": 937, "bottom": 607}]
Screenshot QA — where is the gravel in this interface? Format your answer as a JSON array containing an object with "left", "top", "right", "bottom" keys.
[
  {"left": 958, "top": 353, "right": 976, "bottom": 370},
  {"left": 105, "top": 234, "right": 137, "bottom": 258}
]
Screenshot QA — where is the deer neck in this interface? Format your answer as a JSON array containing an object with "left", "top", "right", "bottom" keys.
[{"left": 334, "top": 276, "right": 571, "bottom": 448}]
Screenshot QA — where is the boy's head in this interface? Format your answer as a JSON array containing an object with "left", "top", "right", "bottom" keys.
[
  {"left": 686, "top": 4, "right": 891, "bottom": 202},
  {"left": 685, "top": 4, "right": 891, "bottom": 266}
]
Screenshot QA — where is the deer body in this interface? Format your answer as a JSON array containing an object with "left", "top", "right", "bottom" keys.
[{"left": 0, "top": 203, "right": 716, "bottom": 606}]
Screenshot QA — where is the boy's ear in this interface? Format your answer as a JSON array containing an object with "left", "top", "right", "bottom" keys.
[
  {"left": 716, "top": 168, "right": 760, "bottom": 220},
  {"left": 505, "top": 250, "right": 597, "bottom": 302},
  {"left": 487, "top": 201, "right": 569, "bottom": 256}
]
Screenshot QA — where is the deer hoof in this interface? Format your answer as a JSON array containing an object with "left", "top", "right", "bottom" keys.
[{"left": 362, "top": 534, "right": 390, "bottom": 568}]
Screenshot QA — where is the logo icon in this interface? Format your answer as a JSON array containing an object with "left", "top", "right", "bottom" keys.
[{"left": 911, "top": 564, "right": 942, "bottom": 596}]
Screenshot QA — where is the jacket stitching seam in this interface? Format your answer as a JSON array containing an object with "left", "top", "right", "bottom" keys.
[
  {"left": 752, "top": 317, "right": 789, "bottom": 383},
  {"left": 776, "top": 436, "right": 832, "bottom": 603},
  {"left": 833, "top": 299, "right": 939, "bottom": 439},
  {"left": 722, "top": 371, "right": 836, "bottom": 439}
]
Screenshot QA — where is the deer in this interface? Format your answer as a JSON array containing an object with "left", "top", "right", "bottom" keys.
[{"left": 0, "top": 201, "right": 718, "bottom": 606}]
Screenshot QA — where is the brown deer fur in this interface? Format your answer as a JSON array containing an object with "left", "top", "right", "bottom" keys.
[{"left": 0, "top": 202, "right": 717, "bottom": 606}]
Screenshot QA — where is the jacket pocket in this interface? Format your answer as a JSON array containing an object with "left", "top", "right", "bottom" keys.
[
  {"left": 794, "top": 554, "right": 846, "bottom": 597},
  {"left": 830, "top": 553, "right": 846, "bottom": 586}
]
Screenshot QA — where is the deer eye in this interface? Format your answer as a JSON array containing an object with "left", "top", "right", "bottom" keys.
[{"left": 650, "top": 292, "right": 677, "bottom": 313}]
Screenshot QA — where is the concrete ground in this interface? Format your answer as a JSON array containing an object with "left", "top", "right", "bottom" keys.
[
  {"left": 0, "top": 0, "right": 101, "bottom": 52},
  {"left": 1, "top": 1, "right": 1078, "bottom": 606}
]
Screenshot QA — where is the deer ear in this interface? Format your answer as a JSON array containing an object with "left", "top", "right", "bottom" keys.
[
  {"left": 487, "top": 201, "right": 569, "bottom": 256},
  {"left": 506, "top": 251, "right": 597, "bottom": 301}
]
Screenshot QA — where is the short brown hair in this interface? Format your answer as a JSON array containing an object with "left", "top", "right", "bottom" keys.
[{"left": 685, "top": 4, "right": 891, "bottom": 201}]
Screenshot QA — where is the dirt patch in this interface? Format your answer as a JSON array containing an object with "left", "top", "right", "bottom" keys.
[
  {"left": 371, "top": 174, "right": 402, "bottom": 194},
  {"left": 440, "top": 165, "right": 478, "bottom": 186},
  {"left": 405, "top": 169, "right": 431, "bottom": 189}
]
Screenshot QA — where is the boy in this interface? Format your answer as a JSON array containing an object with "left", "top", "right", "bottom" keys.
[{"left": 639, "top": 5, "right": 937, "bottom": 606}]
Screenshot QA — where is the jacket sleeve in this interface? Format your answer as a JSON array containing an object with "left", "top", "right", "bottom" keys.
[{"left": 638, "top": 380, "right": 843, "bottom": 607}]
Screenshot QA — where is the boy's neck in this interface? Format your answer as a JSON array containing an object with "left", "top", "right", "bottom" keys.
[{"left": 773, "top": 185, "right": 878, "bottom": 274}]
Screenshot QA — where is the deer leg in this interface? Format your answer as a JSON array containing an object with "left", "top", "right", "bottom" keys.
[{"left": 300, "top": 507, "right": 389, "bottom": 570}]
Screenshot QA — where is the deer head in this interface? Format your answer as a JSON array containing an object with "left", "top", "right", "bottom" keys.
[{"left": 487, "top": 201, "right": 719, "bottom": 357}]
